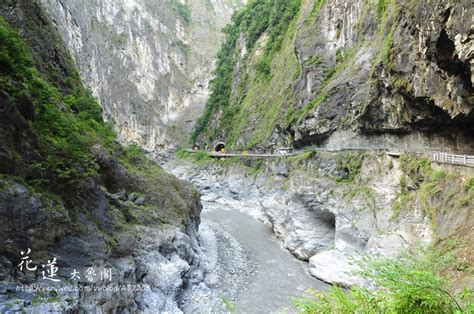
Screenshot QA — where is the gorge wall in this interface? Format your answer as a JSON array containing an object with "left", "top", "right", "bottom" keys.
[
  {"left": 169, "top": 152, "right": 474, "bottom": 290},
  {"left": 1, "top": 0, "right": 473, "bottom": 311},
  {"left": 39, "top": 0, "right": 244, "bottom": 150},
  {"left": 0, "top": 1, "right": 208, "bottom": 311},
  {"left": 193, "top": 0, "right": 473, "bottom": 152}
]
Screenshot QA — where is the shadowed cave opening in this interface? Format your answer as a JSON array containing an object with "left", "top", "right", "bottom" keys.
[
  {"left": 434, "top": 29, "right": 472, "bottom": 90},
  {"left": 214, "top": 142, "right": 226, "bottom": 152},
  {"left": 311, "top": 207, "right": 337, "bottom": 255}
]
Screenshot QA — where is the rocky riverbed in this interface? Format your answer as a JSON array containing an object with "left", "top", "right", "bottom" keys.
[
  {"left": 180, "top": 201, "right": 327, "bottom": 313},
  {"left": 164, "top": 153, "right": 435, "bottom": 289}
]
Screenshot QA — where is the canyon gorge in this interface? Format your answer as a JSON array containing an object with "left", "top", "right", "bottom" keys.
[{"left": 0, "top": 0, "right": 473, "bottom": 312}]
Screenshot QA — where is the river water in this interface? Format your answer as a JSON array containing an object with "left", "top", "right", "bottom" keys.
[{"left": 181, "top": 201, "right": 327, "bottom": 313}]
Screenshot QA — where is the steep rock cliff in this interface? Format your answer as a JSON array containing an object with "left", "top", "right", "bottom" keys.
[
  {"left": 194, "top": 0, "right": 473, "bottom": 151},
  {"left": 0, "top": 1, "right": 205, "bottom": 311},
  {"left": 39, "top": 0, "right": 244, "bottom": 150}
]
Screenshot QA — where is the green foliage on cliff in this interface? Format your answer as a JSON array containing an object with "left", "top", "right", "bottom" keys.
[
  {"left": 175, "top": 148, "right": 213, "bottom": 164},
  {"left": 0, "top": 22, "right": 32, "bottom": 76},
  {"left": 191, "top": 0, "right": 397, "bottom": 148},
  {"left": 171, "top": 0, "right": 191, "bottom": 25},
  {"left": 295, "top": 245, "right": 474, "bottom": 313},
  {"left": 376, "top": 0, "right": 388, "bottom": 17},
  {"left": 304, "top": 0, "right": 325, "bottom": 25},
  {"left": 466, "top": 177, "right": 474, "bottom": 192},
  {"left": 370, "top": 0, "right": 398, "bottom": 72},
  {"left": 1, "top": 15, "right": 199, "bottom": 234},
  {"left": 191, "top": 0, "right": 301, "bottom": 145},
  {"left": 335, "top": 153, "right": 364, "bottom": 183},
  {"left": 392, "top": 155, "right": 473, "bottom": 228},
  {"left": 0, "top": 17, "right": 114, "bottom": 190}
]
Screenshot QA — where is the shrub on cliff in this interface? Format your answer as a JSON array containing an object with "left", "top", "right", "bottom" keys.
[
  {"left": 295, "top": 245, "right": 474, "bottom": 313},
  {"left": 191, "top": 0, "right": 301, "bottom": 144},
  {"left": 0, "top": 17, "right": 115, "bottom": 194}
]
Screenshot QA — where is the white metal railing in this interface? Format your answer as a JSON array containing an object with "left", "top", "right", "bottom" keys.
[
  {"left": 184, "top": 147, "right": 474, "bottom": 167},
  {"left": 431, "top": 151, "right": 474, "bottom": 166}
]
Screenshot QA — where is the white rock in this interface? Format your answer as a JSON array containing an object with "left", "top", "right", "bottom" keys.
[{"left": 308, "top": 250, "right": 364, "bottom": 288}]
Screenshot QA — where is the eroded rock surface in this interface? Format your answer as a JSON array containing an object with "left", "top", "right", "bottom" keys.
[
  {"left": 0, "top": 145, "right": 206, "bottom": 312},
  {"left": 0, "top": 2, "right": 208, "bottom": 311},
  {"left": 166, "top": 153, "right": 439, "bottom": 287}
]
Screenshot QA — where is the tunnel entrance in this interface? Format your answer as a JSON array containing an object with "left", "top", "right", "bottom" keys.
[{"left": 214, "top": 142, "right": 226, "bottom": 152}]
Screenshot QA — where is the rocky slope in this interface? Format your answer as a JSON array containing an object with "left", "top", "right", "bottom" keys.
[
  {"left": 38, "top": 0, "right": 244, "bottom": 150},
  {"left": 184, "top": 0, "right": 474, "bottom": 301},
  {"left": 168, "top": 153, "right": 474, "bottom": 289},
  {"left": 0, "top": 1, "right": 206, "bottom": 311},
  {"left": 193, "top": 0, "right": 473, "bottom": 152}
]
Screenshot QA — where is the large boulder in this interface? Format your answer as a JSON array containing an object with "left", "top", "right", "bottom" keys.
[{"left": 308, "top": 250, "right": 365, "bottom": 288}]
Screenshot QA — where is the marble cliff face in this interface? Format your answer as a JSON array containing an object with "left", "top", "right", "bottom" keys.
[
  {"left": 39, "top": 0, "right": 244, "bottom": 150},
  {"left": 0, "top": 1, "right": 215, "bottom": 311},
  {"left": 195, "top": 0, "right": 473, "bottom": 152}
]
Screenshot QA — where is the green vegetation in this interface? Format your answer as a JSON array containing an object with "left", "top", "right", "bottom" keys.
[
  {"left": 0, "top": 17, "right": 115, "bottom": 200},
  {"left": 173, "top": 39, "right": 191, "bottom": 57},
  {"left": 465, "top": 177, "right": 474, "bottom": 192},
  {"left": 392, "top": 155, "right": 473, "bottom": 225},
  {"left": 376, "top": 0, "right": 388, "bottom": 18},
  {"left": 303, "top": 55, "right": 323, "bottom": 67},
  {"left": 335, "top": 153, "right": 364, "bottom": 183},
  {"left": 286, "top": 151, "right": 316, "bottom": 165},
  {"left": 399, "top": 155, "right": 431, "bottom": 184},
  {"left": 222, "top": 297, "right": 235, "bottom": 312},
  {"left": 380, "top": 27, "right": 395, "bottom": 68},
  {"left": 191, "top": 0, "right": 413, "bottom": 151},
  {"left": 304, "top": 0, "right": 326, "bottom": 26},
  {"left": 229, "top": 19, "right": 301, "bottom": 148},
  {"left": 344, "top": 186, "right": 377, "bottom": 212},
  {"left": 372, "top": 0, "right": 398, "bottom": 71},
  {"left": 191, "top": 0, "right": 302, "bottom": 146},
  {"left": 295, "top": 244, "right": 474, "bottom": 313},
  {"left": 255, "top": 57, "right": 271, "bottom": 76},
  {"left": 175, "top": 148, "right": 213, "bottom": 164},
  {"left": 292, "top": 93, "right": 327, "bottom": 124},
  {"left": 431, "top": 170, "right": 447, "bottom": 181},
  {"left": 171, "top": 0, "right": 191, "bottom": 25},
  {"left": 387, "top": 74, "right": 413, "bottom": 93},
  {"left": 287, "top": 46, "right": 355, "bottom": 125},
  {"left": 29, "top": 290, "right": 62, "bottom": 306},
  {"left": 118, "top": 145, "right": 198, "bottom": 226},
  {"left": 190, "top": 0, "right": 357, "bottom": 147},
  {"left": 174, "top": 148, "right": 264, "bottom": 175}
]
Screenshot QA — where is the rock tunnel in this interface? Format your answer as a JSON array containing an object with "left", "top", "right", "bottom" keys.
[{"left": 214, "top": 142, "right": 226, "bottom": 152}]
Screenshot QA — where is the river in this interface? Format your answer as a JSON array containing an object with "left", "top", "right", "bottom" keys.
[{"left": 180, "top": 201, "right": 328, "bottom": 313}]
